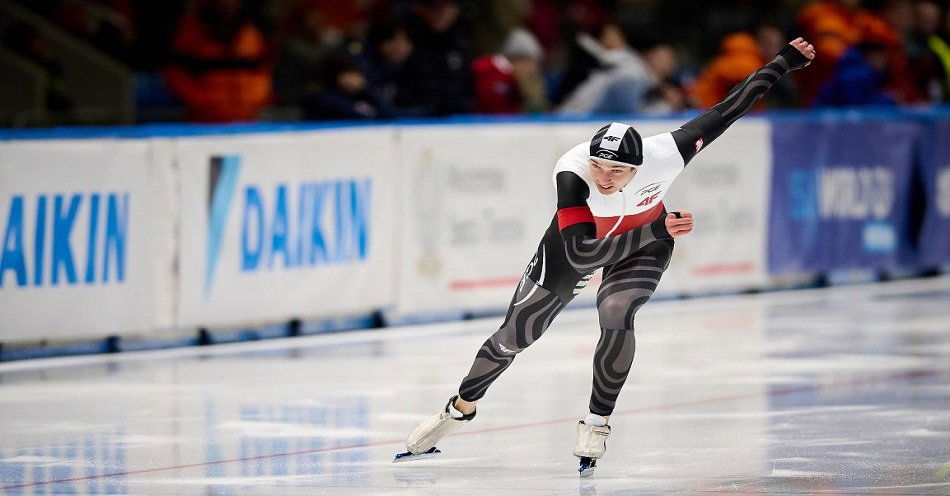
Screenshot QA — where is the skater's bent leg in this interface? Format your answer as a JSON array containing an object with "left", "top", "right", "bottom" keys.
[
  {"left": 589, "top": 249, "right": 669, "bottom": 416},
  {"left": 589, "top": 327, "right": 637, "bottom": 416}
]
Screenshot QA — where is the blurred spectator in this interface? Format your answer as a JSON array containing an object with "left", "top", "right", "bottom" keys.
[
  {"left": 287, "top": 0, "right": 384, "bottom": 41},
  {"left": 52, "top": 0, "right": 134, "bottom": 63},
  {"left": 397, "top": 0, "right": 474, "bottom": 116},
  {"left": 640, "top": 41, "right": 687, "bottom": 112},
  {"left": 273, "top": 1, "right": 339, "bottom": 107},
  {"left": 905, "top": 0, "right": 949, "bottom": 101},
  {"left": 691, "top": 25, "right": 800, "bottom": 110},
  {"left": 359, "top": 18, "right": 422, "bottom": 116},
  {"left": 548, "top": 1, "right": 620, "bottom": 105},
  {"left": 857, "top": 0, "right": 927, "bottom": 103},
  {"left": 557, "top": 23, "right": 658, "bottom": 114},
  {"left": 815, "top": 41, "right": 897, "bottom": 106},
  {"left": 2, "top": 22, "right": 74, "bottom": 117},
  {"left": 301, "top": 54, "right": 392, "bottom": 120},
  {"left": 691, "top": 32, "right": 765, "bottom": 109},
  {"left": 470, "top": 0, "right": 532, "bottom": 57},
  {"left": 472, "top": 27, "right": 548, "bottom": 114},
  {"left": 797, "top": 0, "right": 864, "bottom": 104},
  {"left": 798, "top": 0, "right": 863, "bottom": 58},
  {"left": 164, "top": 0, "right": 272, "bottom": 122}
]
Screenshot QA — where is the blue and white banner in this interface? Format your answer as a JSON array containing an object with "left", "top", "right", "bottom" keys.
[
  {"left": 0, "top": 139, "right": 177, "bottom": 341},
  {"left": 174, "top": 129, "right": 396, "bottom": 328},
  {"left": 918, "top": 119, "right": 950, "bottom": 266},
  {"left": 768, "top": 119, "right": 919, "bottom": 274}
]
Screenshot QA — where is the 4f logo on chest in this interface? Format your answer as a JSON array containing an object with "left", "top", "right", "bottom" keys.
[
  {"left": 637, "top": 192, "right": 661, "bottom": 207},
  {"left": 634, "top": 182, "right": 665, "bottom": 207}
]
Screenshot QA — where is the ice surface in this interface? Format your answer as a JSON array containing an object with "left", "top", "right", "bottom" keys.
[{"left": 1, "top": 277, "right": 949, "bottom": 495}]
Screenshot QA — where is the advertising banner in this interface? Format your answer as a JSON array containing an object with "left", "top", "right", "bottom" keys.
[
  {"left": 918, "top": 118, "right": 950, "bottom": 266},
  {"left": 393, "top": 124, "right": 560, "bottom": 315},
  {"left": 0, "top": 139, "right": 176, "bottom": 341},
  {"left": 768, "top": 119, "right": 918, "bottom": 274},
  {"left": 175, "top": 129, "right": 396, "bottom": 328}
]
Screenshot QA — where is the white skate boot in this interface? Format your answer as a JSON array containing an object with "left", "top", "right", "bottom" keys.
[
  {"left": 393, "top": 395, "right": 476, "bottom": 462},
  {"left": 574, "top": 413, "right": 610, "bottom": 477}
]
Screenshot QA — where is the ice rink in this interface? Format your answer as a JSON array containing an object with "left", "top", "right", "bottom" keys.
[{"left": 1, "top": 276, "right": 949, "bottom": 495}]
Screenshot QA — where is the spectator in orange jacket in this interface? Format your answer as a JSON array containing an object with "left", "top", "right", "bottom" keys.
[
  {"left": 691, "top": 32, "right": 765, "bottom": 109},
  {"left": 164, "top": 0, "right": 272, "bottom": 122}
]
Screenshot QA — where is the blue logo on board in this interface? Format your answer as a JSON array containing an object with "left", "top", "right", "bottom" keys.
[
  {"left": 205, "top": 155, "right": 243, "bottom": 295},
  {"left": 787, "top": 166, "right": 896, "bottom": 254},
  {"left": 1, "top": 193, "right": 129, "bottom": 289},
  {"left": 203, "top": 155, "right": 373, "bottom": 296}
]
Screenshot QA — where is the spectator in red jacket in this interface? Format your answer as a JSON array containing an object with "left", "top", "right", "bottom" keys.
[
  {"left": 472, "top": 28, "right": 548, "bottom": 114},
  {"left": 164, "top": 0, "right": 273, "bottom": 122}
]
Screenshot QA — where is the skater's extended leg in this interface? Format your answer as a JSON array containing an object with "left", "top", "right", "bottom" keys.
[
  {"left": 457, "top": 282, "right": 566, "bottom": 401},
  {"left": 458, "top": 219, "right": 586, "bottom": 403},
  {"left": 400, "top": 220, "right": 586, "bottom": 459}
]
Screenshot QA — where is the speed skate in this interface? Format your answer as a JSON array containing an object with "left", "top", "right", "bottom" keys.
[
  {"left": 393, "top": 395, "right": 475, "bottom": 462},
  {"left": 574, "top": 414, "right": 611, "bottom": 477}
]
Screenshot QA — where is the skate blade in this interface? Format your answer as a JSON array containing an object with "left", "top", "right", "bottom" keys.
[
  {"left": 393, "top": 447, "right": 441, "bottom": 463},
  {"left": 578, "top": 457, "right": 597, "bottom": 477}
]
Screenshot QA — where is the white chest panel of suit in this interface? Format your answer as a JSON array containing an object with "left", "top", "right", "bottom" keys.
[{"left": 552, "top": 132, "right": 686, "bottom": 237}]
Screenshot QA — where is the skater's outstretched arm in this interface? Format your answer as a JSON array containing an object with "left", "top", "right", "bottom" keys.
[
  {"left": 672, "top": 37, "right": 815, "bottom": 165},
  {"left": 555, "top": 172, "right": 693, "bottom": 272}
]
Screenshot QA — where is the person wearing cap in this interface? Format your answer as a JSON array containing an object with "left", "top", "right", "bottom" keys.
[
  {"left": 472, "top": 27, "right": 549, "bottom": 114},
  {"left": 398, "top": 37, "right": 816, "bottom": 473}
]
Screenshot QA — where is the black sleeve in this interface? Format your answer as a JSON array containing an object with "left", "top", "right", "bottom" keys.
[
  {"left": 555, "top": 171, "right": 596, "bottom": 239},
  {"left": 672, "top": 44, "right": 812, "bottom": 165},
  {"left": 555, "top": 171, "right": 672, "bottom": 272}
]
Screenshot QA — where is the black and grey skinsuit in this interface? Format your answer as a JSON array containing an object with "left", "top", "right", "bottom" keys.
[{"left": 457, "top": 45, "right": 812, "bottom": 416}]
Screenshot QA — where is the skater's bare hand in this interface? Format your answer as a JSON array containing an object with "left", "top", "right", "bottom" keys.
[
  {"left": 789, "top": 37, "right": 816, "bottom": 61},
  {"left": 665, "top": 211, "right": 693, "bottom": 238}
]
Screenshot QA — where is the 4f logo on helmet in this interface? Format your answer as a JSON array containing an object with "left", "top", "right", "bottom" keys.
[{"left": 602, "top": 136, "right": 621, "bottom": 142}]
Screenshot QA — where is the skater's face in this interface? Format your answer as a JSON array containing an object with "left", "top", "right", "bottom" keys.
[{"left": 589, "top": 159, "right": 636, "bottom": 194}]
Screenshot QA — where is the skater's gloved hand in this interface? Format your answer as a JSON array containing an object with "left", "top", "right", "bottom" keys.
[
  {"left": 665, "top": 210, "right": 693, "bottom": 238},
  {"left": 780, "top": 37, "right": 816, "bottom": 70}
]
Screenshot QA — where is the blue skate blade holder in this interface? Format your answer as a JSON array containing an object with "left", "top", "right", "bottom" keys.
[{"left": 578, "top": 457, "right": 597, "bottom": 477}]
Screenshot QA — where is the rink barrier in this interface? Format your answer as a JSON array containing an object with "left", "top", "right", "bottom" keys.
[
  {"left": 1, "top": 108, "right": 949, "bottom": 360},
  {"left": 768, "top": 116, "right": 921, "bottom": 273}
]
